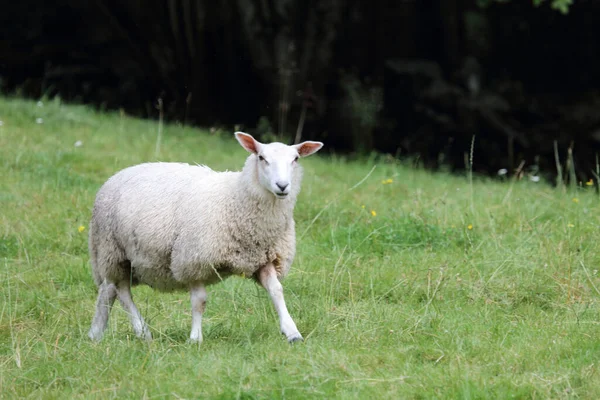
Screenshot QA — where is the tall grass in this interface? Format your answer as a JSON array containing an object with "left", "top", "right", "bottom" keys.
[{"left": 1, "top": 97, "right": 599, "bottom": 398}]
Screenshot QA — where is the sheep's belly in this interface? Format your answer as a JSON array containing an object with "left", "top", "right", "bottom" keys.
[
  {"left": 130, "top": 263, "right": 240, "bottom": 291},
  {"left": 131, "top": 266, "right": 188, "bottom": 292}
]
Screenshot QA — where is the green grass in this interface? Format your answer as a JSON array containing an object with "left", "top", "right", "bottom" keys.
[{"left": 1, "top": 96, "right": 599, "bottom": 399}]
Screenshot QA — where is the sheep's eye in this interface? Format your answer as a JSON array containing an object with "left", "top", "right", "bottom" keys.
[
  {"left": 258, "top": 155, "right": 265, "bottom": 162},
  {"left": 293, "top": 156, "right": 299, "bottom": 163}
]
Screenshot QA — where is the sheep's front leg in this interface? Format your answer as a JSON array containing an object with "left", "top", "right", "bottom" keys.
[
  {"left": 257, "top": 263, "right": 303, "bottom": 343},
  {"left": 189, "top": 283, "right": 207, "bottom": 343}
]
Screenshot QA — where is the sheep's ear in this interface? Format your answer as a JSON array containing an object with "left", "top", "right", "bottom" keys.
[
  {"left": 294, "top": 141, "right": 323, "bottom": 157},
  {"left": 235, "top": 132, "right": 261, "bottom": 154}
]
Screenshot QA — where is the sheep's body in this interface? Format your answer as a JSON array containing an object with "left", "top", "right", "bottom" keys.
[
  {"left": 90, "top": 161, "right": 297, "bottom": 289},
  {"left": 88, "top": 133, "right": 322, "bottom": 343}
]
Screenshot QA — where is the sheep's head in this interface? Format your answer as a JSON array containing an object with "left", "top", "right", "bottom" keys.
[{"left": 235, "top": 132, "right": 323, "bottom": 199}]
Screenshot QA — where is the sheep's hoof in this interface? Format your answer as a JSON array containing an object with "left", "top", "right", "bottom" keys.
[
  {"left": 135, "top": 327, "right": 152, "bottom": 341},
  {"left": 88, "top": 326, "right": 105, "bottom": 342},
  {"left": 286, "top": 334, "right": 304, "bottom": 344}
]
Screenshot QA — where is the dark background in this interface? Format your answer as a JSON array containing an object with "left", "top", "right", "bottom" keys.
[{"left": 1, "top": 0, "right": 598, "bottom": 181}]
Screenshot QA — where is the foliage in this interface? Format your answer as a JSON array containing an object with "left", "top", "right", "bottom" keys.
[
  {"left": 1, "top": 97, "right": 600, "bottom": 398},
  {"left": 478, "top": 0, "right": 573, "bottom": 14},
  {"left": 339, "top": 73, "right": 383, "bottom": 153},
  {"left": 534, "top": 0, "right": 574, "bottom": 13}
]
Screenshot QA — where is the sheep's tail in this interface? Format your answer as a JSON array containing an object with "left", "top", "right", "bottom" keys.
[{"left": 88, "top": 218, "right": 102, "bottom": 287}]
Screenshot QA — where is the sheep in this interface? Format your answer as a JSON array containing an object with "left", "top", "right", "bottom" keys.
[{"left": 87, "top": 132, "right": 323, "bottom": 344}]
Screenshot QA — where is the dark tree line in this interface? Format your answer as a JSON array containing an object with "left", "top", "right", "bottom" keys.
[{"left": 1, "top": 0, "right": 600, "bottom": 181}]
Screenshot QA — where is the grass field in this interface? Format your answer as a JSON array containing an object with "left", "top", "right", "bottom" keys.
[{"left": 1, "top": 96, "right": 599, "bottom": 399}]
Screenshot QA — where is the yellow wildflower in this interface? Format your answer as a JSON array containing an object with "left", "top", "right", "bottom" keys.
[
  {"left": 568, "top": 223, "right": 575, "bottom": 228},
  {"left": 572, "top": 198, "right": 579, "bottom": 203},
  {"left": 467, "top": 224, "right": 473, "bottom": 230},
  {"left": 586, "top": 179, "right": 594, "bottom": 186},
  {"left": 371, "top": 210, "right": 377, "bottom": 217},
  {"left": 381, "top": 178, "right": 393, "bottom": 185},
  {"left": 78, "top": 225, "right": 86, "bottom": 233},
  {"left": 361, "top": 205, "right": 365, "bottom": 209}
]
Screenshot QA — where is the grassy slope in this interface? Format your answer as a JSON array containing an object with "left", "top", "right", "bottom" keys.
[{"left": 1, "top": 97, "right": 599, "bottom": 399}]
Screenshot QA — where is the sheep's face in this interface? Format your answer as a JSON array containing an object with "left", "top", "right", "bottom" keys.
[
  {"left": 256, "top": 143, "right": 300, "bottom": 199},
  {"left": 235, "top": 132, "right": 323, "bottom": 199}
]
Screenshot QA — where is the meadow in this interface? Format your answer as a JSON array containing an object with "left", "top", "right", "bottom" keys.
[{"left": 1, "top": 97, "right": 599, "bottom": 399}]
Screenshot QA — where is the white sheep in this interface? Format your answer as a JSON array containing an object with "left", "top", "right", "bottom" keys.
[{"left": 87, "top": 132, "right": 323, "bottom": 343}]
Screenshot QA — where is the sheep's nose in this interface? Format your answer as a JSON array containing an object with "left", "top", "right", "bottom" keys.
[{"left": 276, "top": 181, "right": 289, "bottom": 191}]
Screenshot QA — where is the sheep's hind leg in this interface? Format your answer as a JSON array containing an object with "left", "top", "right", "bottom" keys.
[
  {"left": 189, "top": 283, "right": 207, "bottom": 343},
  {"left": 88, "top": 281, "right": 117, "bottom": 341},
  {"left": 116, "top": 281, "right": 152, "bottom": 340},
  {"left": 257, "top": 263, "right": 303, "bottom": 343}
]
